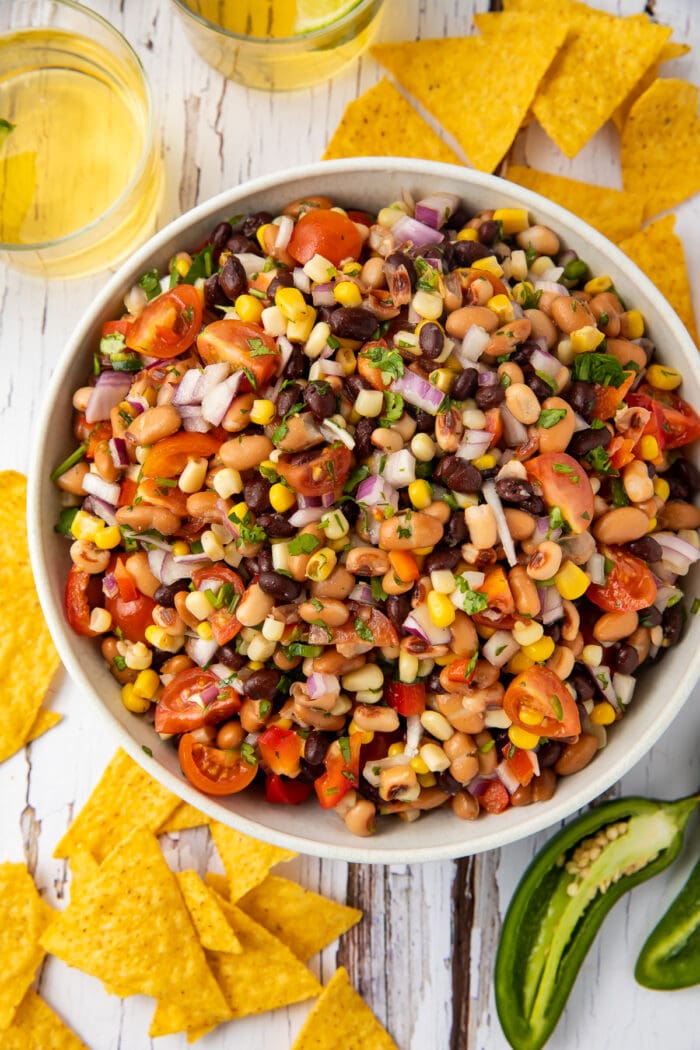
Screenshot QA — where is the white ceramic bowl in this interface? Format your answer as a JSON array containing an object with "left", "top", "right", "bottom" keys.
[{"left": 28, "top": 158, "right": 700, "bottom": 863}]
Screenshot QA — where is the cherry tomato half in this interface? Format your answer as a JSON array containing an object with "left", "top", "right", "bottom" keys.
[
  {"left": 276, "top": 443, "right": 352, "bottom": 498},
  {"left": 265, "top": 774, "right": 313, "bottom": 805},
  {"left": 385, "top": 681, "right": 426, "bottom": 717},
  {"left": 125, "top": 285, "right": 202, "bottom": 359},
  {"left": 104, "top": 589, "right": 156, "bottom": 645},
  {"left": 197, "top": 319, "right": 280, "bottom": 392},
  {"left": 287, "top": 209, "right": 363, "bottom": 266},
  {"left": 635, "top": 384, "right": 700, "bottom": 449},
  {"left": 525, "top": 452, "right": 595, "bottom": 534},
  {"left": 65, "top": 565, "right": 100, "bottom": 637},
  {"left": 155, "top": 668, "right": 241, "bottom": 734},
  {"left": 141, "top": 431, "right": 222, "bottom": 478},
  {"left": 503, "top": 666, "right": 581, "bottom": 739},
  {"left": 587, "top": 546, "right": 658, "bottom": 612},
  {"left": 191, "top": 565, "right": 245, "bottom": 647},
  {"left": 178, "top": 733, "right": 258, "bottom": 796}
]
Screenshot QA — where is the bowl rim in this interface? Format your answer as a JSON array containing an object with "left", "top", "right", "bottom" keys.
[
  {"left": 170, "top": 0, "right": 382, "bottom": 46},
  {"left": 28, "top": 156, "right": 700, "bottom": 863},
  {"left": 0, "top": 0, "right": 156, "bottom": 254}
]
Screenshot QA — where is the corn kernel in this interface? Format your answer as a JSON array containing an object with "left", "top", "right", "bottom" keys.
[
  {"left": 355, "top": 388, "right": 384, "bottom": 417},
  {"left": 124, "top": 641, "right": 152, "bottom": 670},
  {"left": 388, "top": 742, "right": 405, "bottom": 757},
  {"left": 398, "top": 650, "right": 420, "bottom": 683},
  {"left": 334, "top": 280, "right": 362, "bottom": 307},
  {"left": 321, "top": 508, "right": 350, "bottom": 540},
  {"left": 70, "top": 509, "right": 104, "bottom": 541},
  {"left": 304, "top": 321, "right": 332, "bottom": 359},
  {"left": 509, "top": 252, "right": 529, "bottom": 282},
  {"left": 419, "top": 741, "right": 451, "bottom": 772},
  {"left": 88, "top": 607, "right": 112, "bottom": 633},
  {"left": 270, "top": 718, "right": 293, "bottom": 730},
  {"left": 410, "top": 754, "right": 431, "bottom": 775},
  {"left": 429, "top": 368, "right": 453, "bottom": 393},
  {"left": 581, "top": 643, "right": 603, "bottom": 667},
  {"left": 201, "top": 529, "right": 225, "bottom": 562},
  {"left": 653, "top": 477, "right": 670, "bottom": 502},
  {"left": 529, "top": 256, "right": 554, "bottom": 276},
  {"left": 508, "top": 651, "right": 535, "bottom": 674},
  {"left": 556, "top": 337, "right": 575, "bottom": 366},
  {"left": 196, "top": 621, "right": 213, "bottom": 640},
  {"left": 232, "top": 501, "right": 249, "bottom": 520},
  {"left": 420, "top": 709, "right": 454, "bottom": 741},
  {"left": 471, "top": 255, "right": 504, "bottom": 277},
  {"left": 646, "top": 516, "right": 657, "bottom": 533},
  {"left": 262, "top": 616, "right": 285, "bottom": 642},
  {"left": 248, "top": 398, "right": 274, "bottom": 426},
  {"left": 268, "top": 483, "right": 296, "bottom": 513},
  {"left": 288, "top": 306, "right": 317, "bottom": 343},
  {"left": 427, "top": 590, "right": 456, "bottom": 629},
  {"left": 171, "top": 540, "right": 190, "bottom": 557},
  {"left": 256, "top": 223, "right": 272, "bottom": 250},
  {"left": 418, "top": 772, "right": 437, "bottom": 788},
  {"left": 584, "top": 274, "right": 613, "bottom": 295},
  {"left": 275, "top": 286, "right": 308, "bottom": 322},
  {"left": 303, "top": 253, "right": 336, "bottom": 283},
  {"left": 646, "top": 364, "right": 682, "bottom": 391},
  {"left": 261, "top": 304, "right": 287, "bottom": 337},
  {"left": 94, "top": 526, "right": 121, "bottom": 550},
  {"left": 590, "top": 701, "right": 616, "bottom": 726},
  {"left": 247, "top": 659, "right": 264, "bottom": 670},
  {"left": 518, "top": 705, "right": 544, "bottom": 726},
  {"left": 341, "top": 262, "right": 361, "bottom": 277},
  {"left": 430, "top": 569, "right": 455, "bottom": 594},
  {"left": 487, "top": 294, "right": 515, "bottom": 324},
  {"left": 410, "top": 433, "right": 435, "bottom": 462},
  {"left": 335, "top": 346, "right": 356, "bottom": 375},
  {"left": 554, "top": 560, "right": 590, "bottom": 600},
  {"left": 213, "top": 468, "right": 243, "bottom": 499},
  {"left": 512, "top": 619, "right": 544, "bottom": 647},
  {"left": 178, "top": 456, "right": 208, "bottom": 494},
  {"left": 522, "top": 636, "right": 556, "bottom": 663},
  {"left": 248, "top": 634, "right": 276, "bottom": 662},
  {"left": 134, "top": 669, "right": 160, "bottom": 700},
  {"left": 638, "top": 435, "right": 659, "bottom": 462},
  {"left": 172, "top": 252, "right": 192, "bottom": 278},
  {"left": 412, "top": 290, "right": 444, "bottom": 321},
  {"left": 305, "top": 547, "right": 337, "bottom": 582},
  {"left": 623, "top": 309, "right": 645, "bottom": 339},
  {"left": 234, "top": 293, "right": 264, "bottom": 325},
  {"left": 121, "top": 683, "right": 150, "bottom": 714},
  {"left": 472, "top": 454, "right": 496, "bottom": 471},
  {"left": 348, "top": 720, "right": 374, "bottom": 744},
  {"left": 571, "top": 325, "right": 606, "bottom": 354},
  {"left": 493, "top": 207, "right": 529, "bottom": 234},
  {"left": 408, "top": 479, "right": 433, "bottom": 510},
  {"left": 456, "top": 226, "right": 479, "bottom": 241},
  {"left": 508, "top": 725, "right": 540, "bottom": 750},
  {"left": 377, "top": 204, "right": 408, "bottom": 228}
]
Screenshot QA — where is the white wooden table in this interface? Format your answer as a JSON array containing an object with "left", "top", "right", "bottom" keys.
[{"left": 1, "top": 1, "right": 699, "bottom": 1047}]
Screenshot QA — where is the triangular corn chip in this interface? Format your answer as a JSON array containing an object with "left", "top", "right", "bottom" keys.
[
  {"left": 0, "top": 990, "right": 87, "bottom": 1050},
  {"left": 176, "top": 870, "right": 242, "bottom": 954},
  {"left": 0, "top": 863, "right": 53, "bottom": 1029},
  {"left": 210, "top": 821, "right": 296, "bottom": 902},
  {"left": 611, "top": 40, "right": 691, "bottom": 132},
  {"left": 290, "top": 966, "right": 399, "bottom": 1050},
  {"left": 158, "top": 801, "right": 211, "bottom": 834},
  {"left": 24, "top": 708, "right": 62, "bottom": 744}
]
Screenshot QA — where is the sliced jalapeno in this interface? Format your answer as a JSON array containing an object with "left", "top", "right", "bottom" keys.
[
  {"left": 635, "top": 854, "right": 700, "bottom": 990},
  {"left": 495, "top": 792, "right": 700, "bottom": 1050}
]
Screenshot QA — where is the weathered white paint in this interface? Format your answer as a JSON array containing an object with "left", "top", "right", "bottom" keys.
[{"left": 1, "top": 1, "right": 699, "bottom": 1047}]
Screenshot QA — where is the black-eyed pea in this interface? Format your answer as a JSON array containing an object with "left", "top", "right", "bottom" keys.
[
  {"left": 450, "top": 753, "right": 480, "bottom": 784},
  {"left": 622, "top": 460, "right": 654, "bottom": 503},
  {"left": 378, "top": 764, "right": 419, "bottom": 802},
  {"left": 524, "top": 308, "right": 558, "bottom": 348},
  {"left": 435, "top": 407, "right": 464, "bottom": 451},
  {"left": 516, "top": 224, "right": 560, "bottom": 256},
  {"left": 346, "top": 547, "right": 390, "bottom": 576},
  {"left": 593, "top": 506, "right": 650, "bottom": 544},
  {"left": 550, "top": 296, "right": 595, "bottom": 333},
  {"left": 115, "top": 504, "right": 182, "bottom": 535},
  {"left": 236, "top": 583, "right": 275, "bottom": 627},
  {"left": 546, "top": 645, "right": 575, "bottom": 680},
  {"left": 353, "top": 704, "right": 399, "bottom": 733},
  {"left": 435, "top": 693, "right": 485, "bottom": 735},
  {"left": 450, "top": 610, "right": 478, "bottom": 656},
  {"left": 126, "top": 404, "right": 181, "bottom": 447},
  {"left": 508, "top": 564, "right": 540, "bottom": 617},
  {"left": 222, "top": 392, "right": 256, "bottom": 433},
  {"left": 561, "top": 598, "right": 580, "bottom": 642},
  {"left": 152, "top": 605, "right": 186, "bottom": 636},
  {"left": 527, "top": 540, "right": 563, "bottom": 581},
  {"left": 379, "top": 511, "right": 444, "bottom": 551},
  {"left": 465, "top": 504, "right": 498, "bottom": 550},
  {"left": 537, "top": 396, "right": 576, "bottom": 454},
  {"left": 555, "top": 733, "right": 598, "bottom": 776},
  {"left": 101, "top": 637, "right": 137, "bottom": 684},
  {"left": 605, "top": 338, "right": 647, "bottom": 374},
  {"left": 504, "top": 508, "right": 537, "bottom": 541},
  {"left": 174, "top": 591, "right": 200, "bottom": 630},
  {"left": 69, "top": 539, "right": 110, "bottom": 574},
  {"left": 125, "top": 551, "right": 160, "bottom": 597},
  {"left": 504, "top": 382, "right": 541, "bottom": 425},
  {"left": 628, "top": 626, "right": 651, "bottom": 664},
  {"left": 593, "top": 609, "right": 639, "bottom": 643},
  {"left": 371, "top": 427, "right": 404, "bottom": 453},
  {"left": 382, "top": 569, "right": 414, "bottom": 595},
  {"left": 344, "top": 799, "right": 377, "bottom": 836},
  {"left": 451, "top": 790, "right": 480, "bottom": 820}
]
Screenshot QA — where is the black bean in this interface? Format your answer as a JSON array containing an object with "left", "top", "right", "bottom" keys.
[
  {"left": 520, "top": 366, "right": 551, "bottom": 402},
  {"left": 153, "top": 580, "right": 190, "bottom": 607},
  {"left": 414, "top": 409, "right": 434, "bottom": 434},
  {"left": 257, "top": 546, "right": 274, "bottom": 573},
  {"left": 344, "top": 374, "right": 370, "bottom": 401},
  {"left": 445, "top": 206, "right": 470, "bottom": 231},
  {"left": 316, "top": 304, "right": 339, "bottom": 326},
  {"left": 267, "top": 271, "right": 295, "bottom": 298},
  {"left": 343, "top": 499, "right": 360, "bottom": 527},
  {"left": 354, "top": 417, "right": 375, "bottom": 460},
  {"left": 627, "top": 536, "right": 663, "bottom": 563},
  {"left": 537, "top": 741, "right": 563, "bottom": 768},
  {"left": 567, "top": 427, "right": 611, "bottom": 458},
  {"left": 277, "top": 382, "right": 303, "bottom": 419},
  {"left": 434, "top": 770, "right": 462, "bottom": 796},
  {"left": 386, "top": 594, "right": 411, "bottom": 631},
  {"left": 639, "top": 605, "right": 662, "bottom": 627},
  {"left": 219, "top": 254, "right": 248, "bottom": 302},
  {"left": 256, "top": 513, "right": 296, "bottom": 538},
  {"left": 451, "top": 367, "right": 479, "bottom": 401},
  {"left": 216, "top": 646, "right": 246, "bottom": 671},
  {"left": 304, "top": 380, "right": 337, "bottom": 421},
  {"left": 209, "top": 220, "right": 232, "bottom": 255},
  {"left": 243, "top": 476, "right": 271, "bottom": 513},
  {"left": 510, "top": 340, "right": 539, "bottom": 366},
  {"left": 495, "top": 477, "right": 534, "bottom": 505},
  {"left": 475, "top": 385, "right": 505, "bottom": 410},
  {"left": 478, "top": 219, "right": 499, "bottom": 245},
  {"left": 258, "top": 571, "right": 302, "bottom": 602},
  {"left": 203, "top": 274, "right": 227, "bottom": 311},
  {"left": 424, "top": 546, "right": 462, "bottom": 574},
  {"left": 446, "top": 239, "right": 489, "bottom": 269},
  {"left": 445, "top": 512, "right": 468, "bottom": 546},
  {"left": 568, "top": 380, "right": 597, "bottom": 422},
  {"left": 434, "top": 454, "right": 482, "bottom": 493},
  {"left": 245, "top": 668, "right": 282, "bottom": 699},
  {"left": 610, "top": 643, "right": 639, "bottom": 675},
  {"left": 385, "top": 251, "right": 417, "bottom": 289},
  {"left": 418, "top": 322, "right": 445, "bottom": 359},
  {"left": 662, "top": 603, "right": 685, "bottom": 647},
  {"left": 426, "top": 671, "right": 443, "bottom": 694},
  {"left": 480, "top": 467, "right": 499, "bottom": 483},
  {"left": 225, "top": 232, "right": 261, "bottom": 256},
  {"left": 283, "top": 344, "right": 306, "bottom": 379},
  {"left": 242, "top": 210, "right": 272, "bottom": 238},
  {"left": 570, "top": 666, "right": 595, "bottom": 702},
  {"left": 520, "top": 496, "right": 546, "bottom": 516},
  {"left": 303, "top": 731, "right": 333, "bottom": 767},
  {"left": 149, "top": 648, "right": 172, "bottom": 672},
  {"left": 356, "top": 780, "right": 383, "bottom": 805},
  {"left": 242, "top": 556, "right": 260, "bottom": 578},
  {"left": 328, "top": 307, "right": 378, "bottom": 342},
  {"left": 666, "top": 458, "right": 700, "bottom": 502}
]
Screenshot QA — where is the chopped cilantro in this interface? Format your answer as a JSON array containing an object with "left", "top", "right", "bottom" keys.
[
  {"left": 54, "top": 507, "right": 79, "bottom": 536},
  {"left": 610, "top": 478, "right": 630, "bottom": 507},
  {"left": 142, "top": 745, "right": 153, "bottom": 758},
  {"left": 247, "top": 336, "right": 274, "bottom": 357},
  {"left": 228, "top": 506, "right": 266, "bottom": 544},
  {"left": 113, "top": 655, "right": 127, "bottom": 672},
  {"left": 551, "top": 695, "right": 564, "bottom": 721},
  {"left": 285, "top": 642, "right": 323, "bottom": 658},
  {"left": 259, "top": 700, "right": 272, "bottom": 718},
  {"left": 691, "top": 597, "right": 700, "bottom": 615},
  {"left": 242, "top": 366, "right": 258, "bottom": 391},
  {"left": 288, "top": 533, "right": 321, "bottom": 556},
  {"left": 354, "top": 617, "right": 374, "bottom": 643},
  {"left": 380, "top": 391, "right": 404, "bottom": 426},
  {"left": 344, "top": 465, "right": 370, "bottom": 494},
  {"left": 585, "top": 445, "right": 616, "bottom": 475},
  {"left": 552, "top": 463, "right": 580, "bottom": 482},
  {"left": 50, "top": 444, "right": 88, "bottom": 482},
  {"left": 370, "top": 577, "right": 388, "bottom": 602},
  {"left": 240, "top": 742, "right": 258, "bottom": 766},
  {"left": 361, "top": 344, "right": 404, "bottom": 380},
  {"left": 180, "top": 244, "right": 214, "bottom": 284},
  {"left": 534, "top": 370, "right": 557, "bottom": 393},
  {"left": 455, "top": 577, "right": 488, "bottom": 614},
  {"left": 537, "top": 408, "right": 567, "bottom": 429},
  {"left": 572, "top": 352, "right": 627, "bottom": 388},
  {"left": 338, "top": 736, "right": 351, "bottom": 763},
  {"left": 414, "top": 256, "right": 440, "bottom": 293},
  {"left": 137, "top": 267, "right": 162, "bottom": 300}
]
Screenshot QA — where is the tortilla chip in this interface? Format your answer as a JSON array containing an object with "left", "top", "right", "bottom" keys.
[
  {"left": 290, "top": 966, "right": 398, "bottom": 1050},
  {"left": 176, "top": 870, "right": 242, "bottom": 954},
  {"left": 41, "top": 826, "right": 232, "bottom": 1032},
  {"left": 371, "top": 19, "right": 567, "bottom": 173},
  {"left": 618, "top": 215, "right": 698, "bottom": 345},
  {"left": 68, "top": 848, "right": 100, "bottom": 902},
  {"left": 502, "top": 0, "right": 671, "bottom": 158},
  {"left": 210, "top": 821, "right": 297, "bottom": 902},
  {"left": 238, "top": 875, "right": 362, "bottom": 962},
  {"left": 53, "top": 748, "right": 181, "bottom": 862},
  {"left": 158, "top": 801, "right": 211, "bottom": 834},
  {"left": 0, "top": 863, "right": 53, "bottom": 1029},
  {"left": 621, "top": 78, "right": 700, "bottom": 221},
  {"left": 505, "top": 165, "right": 644, "bottom": 243},
  {"left": 0, "top": 990, "right": 88, "bottom": 1050},
  {"left": 24, "top": 708, "right": 62, "bottom": 744},
  {"left": 323, "top": 78, "right": 463, "bottom": 164},
  {"left": 0, "top": 471, "right": 61, "bottom": 763},
  {"left": 611, "top": 40, "right": 691, "bottom": 132},
  {"left": 204, "top": 871, "right": 230, "bottom": 900}
]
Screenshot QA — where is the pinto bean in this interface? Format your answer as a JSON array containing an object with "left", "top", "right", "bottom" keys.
[
  {"left": 115, "top": 504, "right": 181, "bottom": 535},
  {"left": 504, "top": 508, "right": 537, "bottom": 541},
  {"left": 524, "top": 308, "right": 557, "bottom": 348},
  {"left": 445, "top": 305, "right": 500, "bottom": 338},
  {"left": 126, "top": 404, "right": 181, "bottom": 446},
  {"left": 593, "top": 506, "right": 650, "bottom": 544},
  {"left": 485, "top": 318, "right": 531, "bottom": 357},
  {"left": 605, "top": 338, "right": 647, "bottom": 373},
  {"left": 537, "top": 396, "right": 576, "bottom": 454},
  {"left": 550, "top": 296, "right": 595, "bottom": 333},
  {"left": 379, "top": 511, "right": 444, "bottom": 551},
  {"left": 555, "top": 733, "right": 598, "bottom": 776},
  {"left": 235, "top": 583, "right": 275, "bottom": 627},
  {"left": 299, "top": 598, "right": 349, "bottom": 627},
  {"left": 509, "top": 564, "right": 540, "bottom": 617},
  {"left": 222, "top": 393, "right": 256, "bottom": 433},
  {"left": 658, "top": 501, "right": 700, "bottom": 530},
  {"left": 56, "top": 460, "right": 89, "bottom": 495},
  {"left": 220, "top": 433, "right": 274, "bottom": 471},
  {"left": 593, "top": 609, "right": 639, "bottom": 643}
]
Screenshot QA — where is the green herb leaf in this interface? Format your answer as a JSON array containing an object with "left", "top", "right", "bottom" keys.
[
  {"left": 338, "top": 736, "right": 351, "bottom": 763},
  {"left": 137, "top": 268, "right": 162, "bottom": 300},
  {"left": 288, "top": 533, "right": 321, "bottom": 556},
  {"left": 240, "top": 742, "right": 258, "bottom": 766},
  {"left": 50, "top": 444, "right": 88, "bottom": 482},
  {"left": 354, "top": 617, "right": 374, "bottom": 643},
  {"left": 181, "top": 244, "right": 213, "bottom": 284},
  {"left": 360, "top": 344, "right": 405, "bottom": 380},
  {"left": 537, "top": 408, "right": 567, "bottom": 430},
  {"left": 248, "top": 336, "right": 274, "bottom": 357},
  {"left": 572, "top": 352, "right": 627, "bottom": 388},
  {"left": 380, "top": 391, "right": 404, "bottom": 426},
  {"left": 54, "top": 507, "right": 79, "bottom": 536}
]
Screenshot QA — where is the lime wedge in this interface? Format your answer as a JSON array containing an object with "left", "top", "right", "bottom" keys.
[{"left": 293, "top": 0, "right": 363, "bottom": 35}]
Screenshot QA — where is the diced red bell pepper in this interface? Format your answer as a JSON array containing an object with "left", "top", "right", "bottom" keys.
[
  {"left": 479, "top": 779, "right": 511, "bottom": 814},
  {"left": 118, "top": 478, "right": 138, "bottom": 507},
  {"left": 314, "top": 733, "right": 363, "bottom": 810},
  {"left": 258, "top": 726, "right": 303, "bottom": 778},
  {"left": 501, "top": 746, "right": 537, "bottom": 787},
  {"left": 113, "top": 557, "right": 138, "bottom": 602},
  {"left": 385, "top": 681, "right": 426, "bottom": 717},
  {"left": 265, "top": 774, "right": 312, "bottom": 805},
  {"left": 443, "top": 656, "right": 477, "bottom": 687}
]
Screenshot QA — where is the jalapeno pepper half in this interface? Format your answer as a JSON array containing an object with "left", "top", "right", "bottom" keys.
[
  {"left": 495, "top": 792, "right": 700, "bottom": 1050},
  {"left": 635, "top": 853, "right": 700, "bottom": 991}
]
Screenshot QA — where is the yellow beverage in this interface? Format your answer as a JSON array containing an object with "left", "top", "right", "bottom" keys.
[
  {"left": 173, "top": 0, "right": 385, "bottom": 91},
  {"left": 0, "top": 8, "right": 161, "bottom": 278}
]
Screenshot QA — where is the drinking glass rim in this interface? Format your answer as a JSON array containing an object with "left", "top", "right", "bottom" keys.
[
  {"left": 170, "top": 0, "right": 381, "bottom": 46},
  {"left": 0, "top": 0, "right": 157, "bottom": 255}
]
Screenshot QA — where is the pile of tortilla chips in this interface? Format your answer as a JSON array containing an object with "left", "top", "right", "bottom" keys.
[
  {"left": 0, "top": 471, "right": 62, "bottom": 764},
  {"left": 323, "top": 0, "right": 699, "bottom": 343},
  {"left": 3, "top": 749, "right": 396, "bottom": 1047}
]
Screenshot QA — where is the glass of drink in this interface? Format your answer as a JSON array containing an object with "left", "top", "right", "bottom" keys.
[
  {"left": 171, "top": 0, "right": 385, "bottom": 91},
  {"left": 0, "top": 0, "right": 162, "bottom": 278}
]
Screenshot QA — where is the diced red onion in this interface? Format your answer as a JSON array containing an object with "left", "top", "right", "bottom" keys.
[
  {"left": 297, "top": 494, "right": 322, "bottom": 510},
  {"left": 456, "top": 429, "right": 492, "bottom": 462},
  {"left": 495, "top": 760, "right": 520, "bottom": 795},
  {"left": 383, "top": 448, "right": 416, "bottom": 489},
  {"left": 529, "top": 347, "right": 561, "bottom": 382},
  {"left": 311, "top": 282, "right": 336, "bottom": 308},
  {"left": 186, "top": 636, "right": 220, "bottom": 667},
  {"left": 319, "top": 419, "right": 355, "bottom": 449},
  {"left": 573, "top": 412, "right": 589, "bottom": 432},
  {"left": 538, "top": 266, "right": 564, "bottom": 282},
  {"left": 178, "top": 405, "right": 211, "bottom": 432},
  {"left": 536, "top": 584, "right": 562, "bottom": 625},
  {"left": 81, "top": 495, "right": 118, "bottom": 526},
  {"left": 510, "top": 301, "right": 525, "bottom": 320},
  {"left": 363, "top": 753, "right": 410, "bottom": 787},
  {"left": 482, "top": 480, "right": 517, "bottom": 567},
  {"left": 500, "top": 405, "right": 529, "bottom": 448},
  {"left": 653, "top": 584, "right": 682, "bottom": 613},
  {"left": 414, "top": 192, "right": 459, "bottom": 230},
  {"left": 81, "top": 472, "right": 121, "bottom": 506},
  {"left": 655, "top": 531, "right": 700, "bottom": 576},
  {"left": 147, "top": 549, "right": 167, "bottom": 581},
  {"left": 391, "top": 369, "right": 445, "bottom": 416},
  {"left": 405, "top": 714, "right": 422, "bottom": 757},
  {"left": 349, "top": 582, "right": 375, "bottom": 605},
  {"left": 173, "top": 368, "right": 203, "bottom": 406},
  {"left": 126, "top": 396, "right": 147, "bottom": 415},
  {"left": 586, "top": 552, "right": 607, "bottom": 586},
  {"left": 613, "top": 672, "right": 636, "bottom": 708},
  {"left": 589, "top": 664, "right": 618, "bottom": 709},
  {"left": 195, "top": 362, "right": 230, "bottom": 401},
  {"left": 85, "top": 371, "right": 133, "bottom": 424},
  {"left": 482, "top": 630, "right": 519, "bottom": 668},
  {"left": 456, "top": 324, "right": 490, "bottom": 366},
  {"left": 468, "top": 775, "right": 495, "bottom": 798},
  {"left": 201, "top": 371, "right": 242, "bottom": 426},
  {"left": 102, "top": 572, "right": 119, "bottom": 600},
  {"left": 234, "top": 252, "right": 266, "bottom": 278},
  {"left": 559, "top": 531, "right": 595, "bottom": 565},
  {"left": 109, "top": 436, "right": 129, "bottom": 468},
  {"left": 533, "top": 516, "right": 556, "bottom": 544},
  {"left": 275, "top": 215, "right": 294, "bottom": 252},
  {"left": 275, "top": 335, "right": 295, "bottom": 374},
  {"left": 402, "top": 604, "right": 451, "bottom": 646},
  {"left": 292, "top": 266, "right": 311, "bottom": 294},
  {"left": 533, "top": 280, "right": 569, "bottom": 296},
  {"left": 307, "top": 673, "right": 340, "bottom": 700},
  {"left": 314, "top": 359, "right": 344, "bottom": 377},
  {"left": 392, "top": 214, "right": 445, "bottom": 248},
  {"left": 160, "top": 553, "right": 210, "bottom": 586},
  {"left": 478, "top": 370, "right": 498, "bottom": 387},
  {"left": 288, "top": 506, "right": 327, "bottom": 527},
  {"left": 209, "top": 662, "right": 234, "bottom": 680}
]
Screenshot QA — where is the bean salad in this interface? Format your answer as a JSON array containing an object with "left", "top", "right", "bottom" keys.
[{"left": 53, "top": 188, "right": 700, "bottom": 836}]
